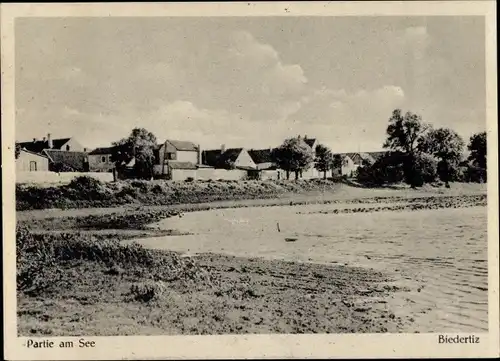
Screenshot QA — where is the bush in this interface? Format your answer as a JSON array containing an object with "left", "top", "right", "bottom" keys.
[
  {"left": 68, "top": 175, "right": 103, "bottom": 191},
  {"left": 357, "top": 152, "right": 405, "bottom": 186},
  {"left": 129, "top": 281, "right": 167, "bottom": 303}
]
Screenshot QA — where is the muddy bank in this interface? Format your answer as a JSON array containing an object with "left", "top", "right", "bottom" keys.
[{"left": 17, "top": 229, "right": 412, "bottom": 335}]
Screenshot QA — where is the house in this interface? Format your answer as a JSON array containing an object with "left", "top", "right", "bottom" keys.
[
  {"left": 18, "top": 133, "right": 87, "bottom": 153},
  {"left": 332, "top": 151, "right": 387, "bottom": 177},
  {"left": 42, "top": 149, "right": 89, "bottom": 172},
  {"left": 16, "top": 148, "right": 50, "bottom": 172},
  {"left": 201, "top": 145, "right": 256, "bottom": 170},
  {"left": 154, "top": 139, "right": 201, "bottom": 176},
  {"left": 298, "top": 135, "right": 322, "bottom": 179},
  {"left": 248, "top": 148, "right": 277, "bottom": 170},
  {"left": 88, "top": 147, "right": 115, "bottom": 172}
]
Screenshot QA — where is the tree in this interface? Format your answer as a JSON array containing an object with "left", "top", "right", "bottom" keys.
[
  {"left": 314, "top": 144, "right": 333, "bottom": 179},
  {"left": 467, "top": 131, "right": 487, "bottom": 182},
  {"left": 420, "top": 127, "right": 465, "bottom": 186},
  {"left": 468, "top": 131, "right": 487, "bottom": 168},
  {"left": 356, "top": 151, "right": 405, "bottom": 186},
  {"left": 15, "top": 143, "right": 21, "bottom": 159},
  {"left": 383, "top": 109, "right": 429, "bottom": 187},
  {"left": 111, "top": 128, "right": 157, "bottom": 180},
  {"left": 272, "top": 137, "right": 314, "bottom": 180}
]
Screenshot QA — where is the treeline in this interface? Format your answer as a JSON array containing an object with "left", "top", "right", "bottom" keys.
[
  {"left": 356, "top": 109, "right": 487, "bottom": 188},
  {"left": 46, "top": 108, "right": 484, "bottom": 187}
]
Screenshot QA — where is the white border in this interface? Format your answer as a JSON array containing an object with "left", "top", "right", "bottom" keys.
[{"left": 2, "top": 2, "right": 498, "bottom": 359}]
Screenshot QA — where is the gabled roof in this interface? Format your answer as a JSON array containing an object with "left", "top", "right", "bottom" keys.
[
  {"left": 201, "top": 149, "right": 223, "bottom": 167},
  {"left": 89, "top": 147, "right": 114, "bottom": 155},
  {"left": 42, "top": 149, "right": 88, "bottom": 171},
  {"left": 18, "top": 138, "right": 71, "bottom": 153},
  {"left": 303, "top": 138, "right": 317, "bottom": 149},
  {"left": 202, "top": 148, "right": 249, "bottom": 168},
  {"left": 248, "top": 148, "right": 275, "bottom": 164},
  {"left": 168, "top": 161, "right": 198, "bottom": 170},
  {"left": 165, "top": 140, "right": 198, "bottom": 152},
  {"left": 217, "top": 148, "right": 243, "bottom": 165},
  {"left": 18, "top": 148, "right": 50, "bottom": 159}
]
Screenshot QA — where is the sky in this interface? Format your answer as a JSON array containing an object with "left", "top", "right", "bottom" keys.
[{"left": 15, "top": 16, "right": 486, "bottom": 153}]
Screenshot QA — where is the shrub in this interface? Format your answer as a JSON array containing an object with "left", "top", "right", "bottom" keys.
[
  {"left": 68, "top": 175, "right": 103, "bottom": 191},
  {"left": 129, "top": 281, "right": 167, "bottom": 303}
]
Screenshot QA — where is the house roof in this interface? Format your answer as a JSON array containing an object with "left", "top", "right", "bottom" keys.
[
  {"left": 89, "top": 147, "right": 114, "bottom": 155},
  {"left": 303, "top": 138, "right": 317, "bottom": 149},
  {"left": 217, "top": 148, "right": 244, "bottom": 165},
  {"left": 248, "top": 149, "right": 275, "bottom": 164},
  {"left": 19, "top": 148, "right": 50, "bottom": 159},
  {"left": 333, "top": 151, "right": 388, "bottom": 166},
  {"left": 168, "top": 161, "right": 198, "bottom": 170},
  {"left": 42, "top": 149, "right": 88, "bottom": 171},
  {"left": 165, "top": 140, "right": 198, "bottom": 152},
  {"left": 201, "top": 149, "right": 223, "bottom": 167},
  {"left": 18, "top": 138, "right": 71, "bottom": 153}
]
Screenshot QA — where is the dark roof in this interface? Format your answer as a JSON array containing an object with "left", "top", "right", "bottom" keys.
[
  {"left": 89, "top": 147, "right": 114, "bottom": 155},
  {"left": 303, "top": 138, "right": 317, "bottom": 148},
  {"left": 168, "top": 161, "right": 197, "bottom": 170},
  {"left": 248, "top": 149, "right": 275, "bottom": 164},
  {"left": 166, "top": 140, "right": 198, "bottom": 152},
  {"left": 42, "top": 149, "right": 88, "bottom": 171},
  {"left": 217, "top": 148, "right": 243, "bottom": 165},
  {"left": 201, "top": 149, "right": 223, "bottom": 167},
  {"left": 18, "top": 138, "right": 71, "bottom": 153},
  {"left": 202, "top": 148, "right": 245, "bottom": 168}
]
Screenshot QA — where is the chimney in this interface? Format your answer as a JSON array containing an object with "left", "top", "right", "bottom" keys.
[
  {"left": 47, "top": 133, "right": 53, "bottom": 149},
  {"left": 304, "top": 135, "right": 308, "bottom": 140},
  {"left": 42, "top": 137, "right": 46, "bottom": 142},
  {"left": 32, "top": 138, "right": 36, "bottom": 143},
  {"left": 221, "top": 144, "right": 226, "bottom": 153}
]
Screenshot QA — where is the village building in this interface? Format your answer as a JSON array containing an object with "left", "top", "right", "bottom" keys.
[
  {"left": 201, "top": 146, "right": 257, "bottom": 170},
  {"left": 15, "top": 148, "right": 50, "bottom": 172},
  {"left": 153, "top": 140, "right": 201, "bottom": 177},
  {"left": 332, "top": 151, "right": 387, "bottom": 177},
  {"left": 18, "top": 133, "right": 87, "bottom": 153},
  {"left": 88, "top": 147, "right": 115, "bottom": 172}
]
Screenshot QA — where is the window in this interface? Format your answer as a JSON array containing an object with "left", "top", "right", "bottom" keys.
[
  {"left": 66, "top": 145, "right": 70, "bottom": 151},
  {"left": 167, "top": 153, "right": 176, "bottom": 160},
  {"left": 102, "top": 156, "right": 106, "bottom": 163},
  {"left": 29, "top": 161, "right": 37, "bottom": 172}
]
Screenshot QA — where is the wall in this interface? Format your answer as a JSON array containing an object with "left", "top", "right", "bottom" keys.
[
  {"left": 341, "top": 157, "right": 359, "bottom": 177},
  {"left": 260, "top": 170, "right": 281, "bottom": 180},
  {"left": 170, "top": 168, "right": 198, "bottom": 181},
  {"left": 88, "top": 154, "right": 114, "bottom": 172},
  {"left": 176, "top": 150, "right": 198, "bottom": 163},
  {"left": 300, "top": 167, "right": 322, "bottom": 180},
  {"left": 16, "top": 171, "right": 114, "bottom": 185},
  {"left": 196, "top": 168, "right": 247, "bottom": 181},
  {"left": 16, "top": 151, "right": 49, "bottom": 172},
  {"left": 234, "top": 149, "right": 257, "bottom": 168}
]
